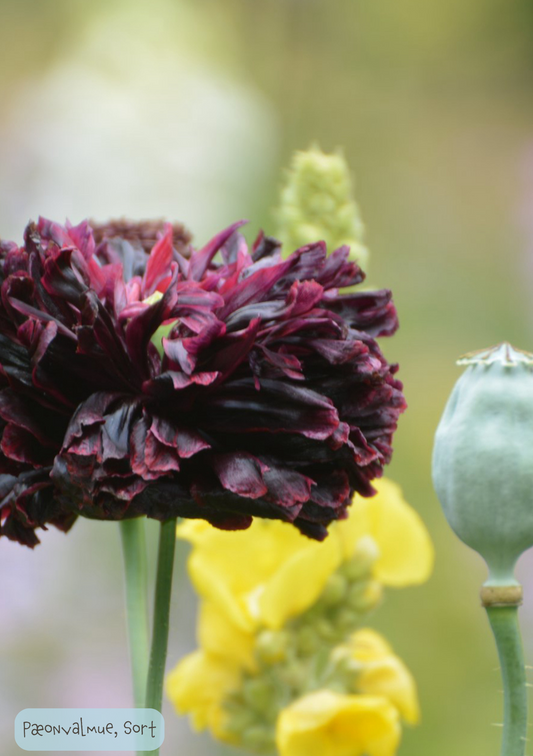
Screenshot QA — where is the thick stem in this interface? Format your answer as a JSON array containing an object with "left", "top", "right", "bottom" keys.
[
  {"left": 120, "top": 518, "right": 150, "bottom": 709},
  {"left": 145, "top": 518, "right": 177, "bottom": 714},
  {"left": 486, "top": 605, "right": 528, "bottom": 756}
]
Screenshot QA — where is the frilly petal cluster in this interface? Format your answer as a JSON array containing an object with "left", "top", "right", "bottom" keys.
[{"left": 0, "top": 217, "right": 404, "bottom": 546}]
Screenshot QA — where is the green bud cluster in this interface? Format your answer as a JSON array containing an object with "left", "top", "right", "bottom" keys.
[
  {"left": 224, "top": 668, "right": 287, "bottom": 754},
  {"left": 223, "top": 545, "right": 381, "bottom": 752},
  {"left": 276, "top": 145, "right": 369, "bottom": 272}
]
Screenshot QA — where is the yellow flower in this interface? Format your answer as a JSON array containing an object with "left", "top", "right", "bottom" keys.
[
  {"left": 276, "top": 690, "right": 401, "bottom": 756},
  {"left": 177, "top": 515, "right": 341, "bottom": 632},
  {"left": 165, "top": 649, "right": 240, "bottom": 743},
  {"left": 335, "top": 629, "right": 420, "bottom": 725},
  {"left": 337, "top": 478, "right": 434, "bottom": 587},
  {"left": 178, "top": 478, "right": 433, "bottom": 632}
]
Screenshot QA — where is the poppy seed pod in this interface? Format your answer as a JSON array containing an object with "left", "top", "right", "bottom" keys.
[{"left": 432, "top": 342, "right": 533, "bottom": 587}]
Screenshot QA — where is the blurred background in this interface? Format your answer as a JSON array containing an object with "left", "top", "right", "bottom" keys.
[{"left": 1, "top": 0, "right": 533, "bottom": 754}]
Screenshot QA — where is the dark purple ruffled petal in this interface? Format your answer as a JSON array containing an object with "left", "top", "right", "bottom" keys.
[
  {"left": 142, "top": 225, "right": 174, "bottom": 297},
  {"left": 213, "top": 452, "right": 269, "bottom": 499}
]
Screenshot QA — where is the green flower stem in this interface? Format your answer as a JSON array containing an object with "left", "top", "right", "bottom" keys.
[
  {"left": 145, "top": 517, "right": 177, "bottom": 715},
  {"left": 486, "top": 604, "right": 528, "bottom": 756},
  {"left": 120, "top": 518, "right": 150, "bottom": 709}
]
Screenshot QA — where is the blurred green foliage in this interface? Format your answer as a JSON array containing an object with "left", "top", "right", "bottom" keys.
[{"left": 2, "top": 1, "right": 533, "bottom": 755}]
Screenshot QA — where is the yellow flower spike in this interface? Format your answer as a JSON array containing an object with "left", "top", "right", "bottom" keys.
[
  {"left": 165, "top": 649, "right": 240, "bottom": 742},
  {"left": 276, "top": 690, "right": 401, "bottom": 756},
  {"left": 171, "top": 481, "right": 431, "bottom": 753},
  {"left": 197, "top": 601, "right": 256, "bottom": 672},
  {"left": 346, "top": 629, "right": 420, "bottom": 725},
  {"left": 337, "top": 478, "right": 434, "bottom": 586}
]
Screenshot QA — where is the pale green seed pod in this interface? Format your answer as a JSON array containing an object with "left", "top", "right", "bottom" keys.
[{"left": 432, "top": 342, "right": 533, "bottom": 586}]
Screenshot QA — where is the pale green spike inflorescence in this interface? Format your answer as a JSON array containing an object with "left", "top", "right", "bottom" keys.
[{"left": 276, "top": 144, "right": 369, "bottom": 271}]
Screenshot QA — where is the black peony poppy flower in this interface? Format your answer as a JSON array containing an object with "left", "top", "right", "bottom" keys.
[{"left": 0, "top": 217, "right": 405, "bottom": 546}]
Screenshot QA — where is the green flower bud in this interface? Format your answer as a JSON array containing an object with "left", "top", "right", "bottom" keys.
[
  {"left": 342, "top": 536, "right": 380, "bottom": 581},
  {"left": 295, "top": 625, "right": 320, "bottom": 655},
  {"left": 314, "top": 617, "right": 338, "bottom": 642},
  {"left": 335, "top": 607, "right": 362, "bottom": 633},
  {"left": 432, "top": 343, "right": 533, "bottom": 586},
  {"left": 320, "top": 573, "right": 348, "bottom": 607},
  {"left": 241, "top": 725, "right": 275, "bottom": 753},
  {"left": 243, "top": 678, "right": 276, "bottom": 713},
  {"left": 255, "top": 629, "right": 289, "bottom": 665},
  {"left": 329, "top": 647, "right": 364, "bottom": 687},
  {"left": 224, "top": 706, "right": 258, "bottom": 736},
  {"left": 281, "top": 661, "right": 307, "bottom": 690},
  {"left": 276, "top": 144, "right": 369, "bottom": 271},
  {"left": 346, "top": 580, "right": 383, "bottom": 612}
]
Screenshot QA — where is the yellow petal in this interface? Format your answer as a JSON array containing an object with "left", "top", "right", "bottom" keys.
[
  {"left": 166, "top": 649, "right": 240, "bottom": 739},
  {"left": 181, "top": 518, "right": 342, "bottom": 630},
  {"left": 258, "top": 533, "right": 342, "bottom": 629},
  {"left": 348, "top": 630, "right": 420, "bottom": 725},
  {"left": 358, "top": 658, "right": 419, "bottom": 726},
  {"left": 348, "top": 628, "right": 392, "bottom": 661},
  {"left": 338, "top": 478, "right": 434, "bottom": 586},
  {"left": 276, "top": 690, "right": 401, "bottom": 756},
  {"left": 176, "top": 519, "right": 214, "bottom": 544},
  {"left": 198, "top": 600, "right": 256, "bottom": 671},
  {"left": 189, "top": 543, "right": 256, "bottom": 631}
]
